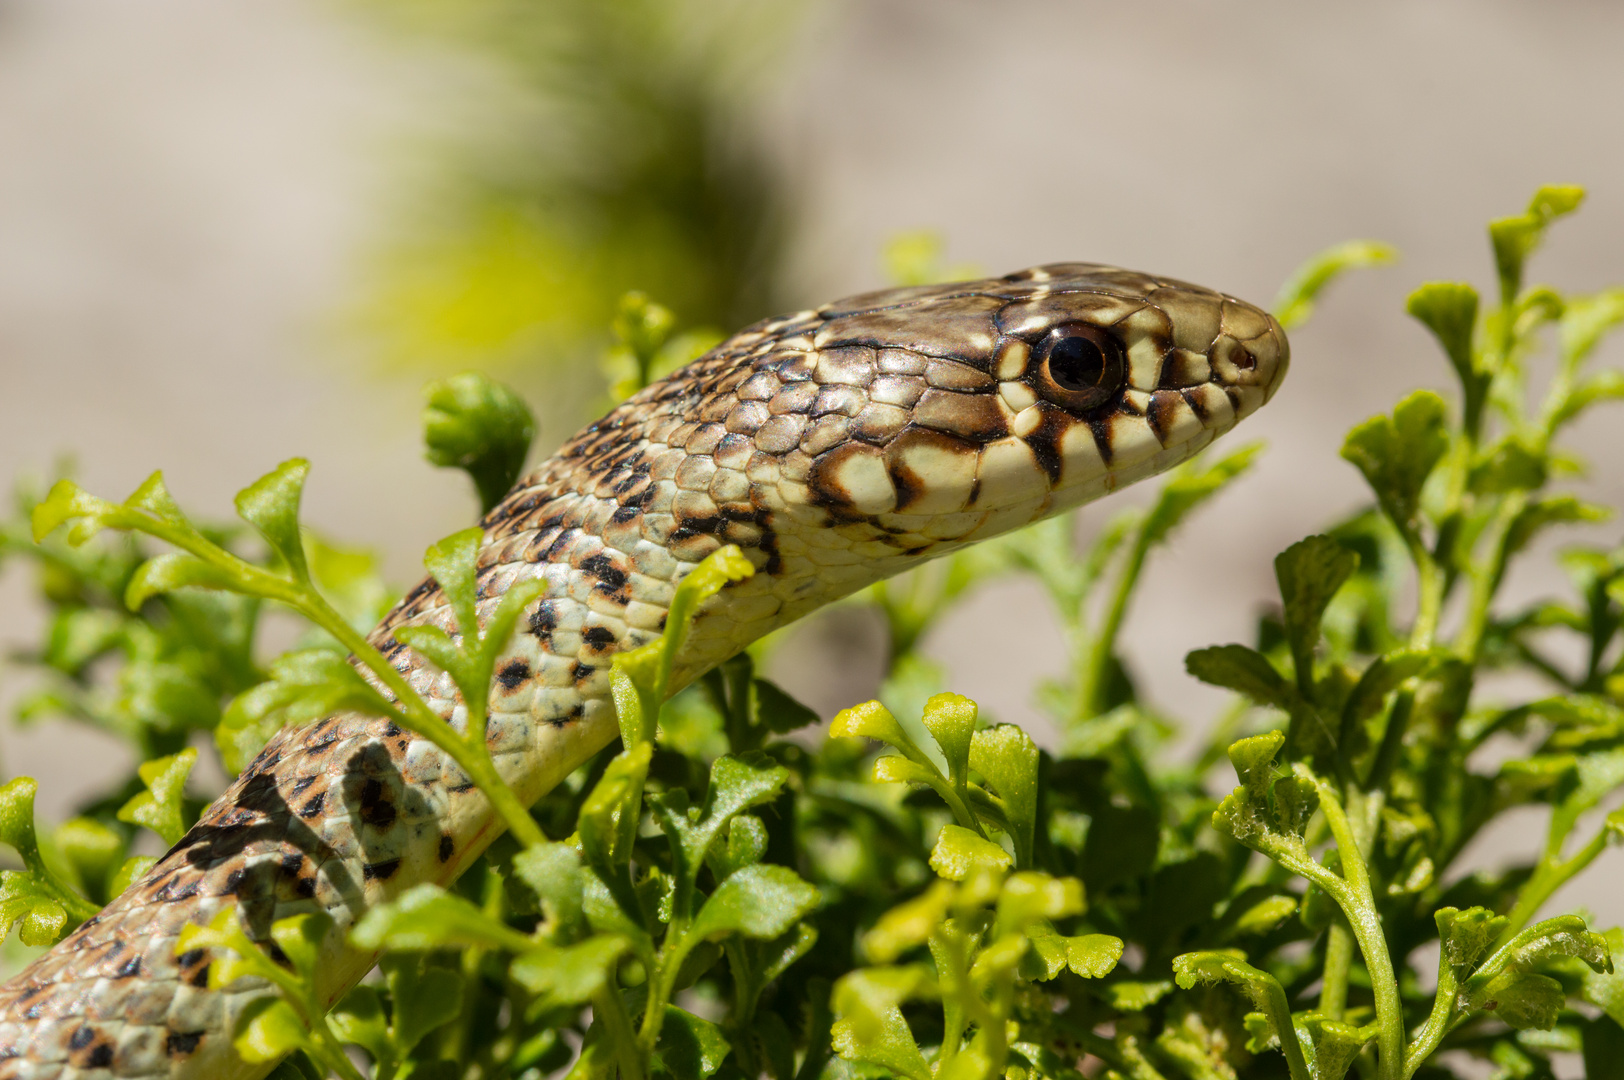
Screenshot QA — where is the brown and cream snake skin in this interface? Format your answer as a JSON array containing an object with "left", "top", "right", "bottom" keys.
[{"left": 0, "top": 264, "right": 1287, "bottom": 1078}]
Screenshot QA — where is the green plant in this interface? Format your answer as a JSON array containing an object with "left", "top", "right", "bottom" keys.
[{"left": 3, "top": 187, "right": 1624, "bottom": 1080}]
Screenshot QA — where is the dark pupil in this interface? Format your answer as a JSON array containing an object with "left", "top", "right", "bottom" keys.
[{"left": 1048, "top": 335, "right": 1105, "bottom": 392}]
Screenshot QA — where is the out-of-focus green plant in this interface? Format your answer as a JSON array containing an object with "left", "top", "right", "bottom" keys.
[
  {"left": 4, "top": 188, "right": 1624, "bottom": 1080},
  {"left": 347, "top": 0, "right": 801, "bottom": 408}
]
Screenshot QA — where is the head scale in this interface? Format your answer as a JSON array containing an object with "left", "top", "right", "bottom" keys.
[{"left": 791, "top": 262, "right": 1288, "bottom": 548}]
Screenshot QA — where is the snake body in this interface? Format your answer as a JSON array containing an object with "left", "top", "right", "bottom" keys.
[{"left": 0, "top": 264, "right": 1287, "bottom": 1078}]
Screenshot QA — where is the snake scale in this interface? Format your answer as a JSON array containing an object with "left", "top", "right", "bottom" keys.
[{"left": 0, "top": 264, "right": 1287, "bottom": 1078}]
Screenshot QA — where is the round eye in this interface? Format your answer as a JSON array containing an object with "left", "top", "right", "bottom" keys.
[{"left": 1032, "top": 324, "right": 1125, "bottom": 411}]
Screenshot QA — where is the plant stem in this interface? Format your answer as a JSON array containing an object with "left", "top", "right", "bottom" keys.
[
  {"left": 1407, "top": 539, "right": 1443, "bottom": 650},
  {"left": 1501, "top": 821, "right": 1611, "bottom": 940},
  {"left": 1076, "top": 522, "right": 1153, "bottom": 722},
  {"left": 1320, "top": 924, "right": 1353, "bottom": 1019},
  {"left": 1404, "top": 960, "right": 1461, "bottom": 1080},
  {"left": 594, "top": 980, "right": 646, "bottom": 1080},
  {"left": 1454, "top": 495, "right": 1525, "bottom": 663},
  {"left": 1307, "top": 770, "right": 1405, "bottom": 1080}
]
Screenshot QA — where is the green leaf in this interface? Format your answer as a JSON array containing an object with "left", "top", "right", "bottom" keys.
[
  {"left": 110, "top": 856, "right": 156, "bottom": 898},
  {"left": 1228, "top": 732, "right": 1286, "bottom": 807},
  {"left": 1505, "top": 496, "right": 1610, "bottom": 560},
  {"left": 30, "top": 478, "right": 122, "bottom": 546},
  {"left": 235, "top": 997, "right": 312, "bottom": 1063},
  {"left": 655, "top": 1006, "right": 733, "bottom": 1080},
  {"left": 968, "top": 723, "right": 1040, "bottom": 868},
  {"left": 125, "top": 552, "right": 246, "bottom": 609},
  {"left": 509, "top": 935, "right": 628, "bottom": 1006},
  {"left": 613, "top": 291, "right": 677, "bottom": 372},
  {"left": 614, "top": 545, "right": 755, "bottom": 745},
  {"left": 1065, "top": 933, "right": 1124, "bottom": 978},
  {"left": 1436, "top": 906, "right": 1509, "bottom": 976},
  {"left": 1470, "top": 436, "right": 1547, "bottom": 495},
  {"left": 1559, "top": 287, "right": 1624, "bottom": 368},
  {"left": 928, "top": 824, "right": 1012, "bottom": 882},
  {"left": 234, "top": 458, "right": 312, "bottom": 583},
  {"left": 1275, "top": 535, "right": 1358, "bottom": 691},
  {"left": 0, "top": 777, "right": 95, "bottom": 943},
  {"left": 1294, "top": 1013, "right": 1371, "bottom": 1080},
  {"left": 1340, "top": 649, "right": 1433, "bottom": 744},
  {"left": 328, "top": 986, "right": 391, "bottom": 1067},
  {"left": 52, "top": 817, "right": 123, "bottom": 901},
  {"left": 1341, "top": 390, "right": 1450, "bottom": 534},
  {"left": 421, "top": 527, "right": 483, "bottom": 646},
  {"left": 351, "top": 884, "right": 533, "bottom": 954},
  {"left": 750, "top": 677, "right": 819, "bottom": 735},
  {"left": 1222, "top": 894, "right": 1301, "bottom": 940},
  {"left": 830, "top": 699, "right": 911, "bottom": 747},
  {"left": 116, "top": 747, "right": 197, "bottom": 845},
  {"left": 0, "top": 871, "right": 68, "bottom": 947},
  {"left": 1097, "top": 981, "right": 1168, "bottom": 1014},
  {"left": 863, "top": 882, "right": 953, "bottom": 963},
  {"left": 1555, "top": 368, "right": 1624, "bottom": 430},
  {"left": 513, "top": 842, "right": 587, "bottom": 941},
  {"left": 689, "top": 863, "right": 819, "bottom": 942},
  {"left": 1186, "top": 645, "right": 1294, "bottom": 710},
  {"left": 1272, "top": 240, "right": 1398, "bottom": 330},
  {"left": 709, "top": 814, "right": 768, "bottom": 882},
  {"left": 919, "top": 692, "right": 977, "bottom": 788},
  {"left": 1464, "top": 914, "right": 1612, "bottom": 1029},
  {"left": 270, "top": 911, "right": 332, "bottom": 976},
  {"left": 577, "top": 742, "right": 651, "bottom": 916},
  {"left": 995, "top": 871, "right": 1085, "bottom": 934},
  {"left": 380, "top": 954, "right": 463, "bottom": 1057},
  {"left": 1490, "top": 185, "right": 1585, "bottom": 304},
  {"left": 831, "top": 968, "right": 935, "bottom": 1080},
  {"left": 1407, "top": 282, "right": 1480, "bottom": 397},
  {"left": 0, "top": 778, "right": 46, "bottom": 871},
  {"left": 1472, "top": 971, "right": 1566, "bottom": 1030},
  {"left": 1581, "top": 929, "right": 1624, "bottom": 1027},
  {"left": 422, "top": 372, "right": 536, "bottom": 514}
]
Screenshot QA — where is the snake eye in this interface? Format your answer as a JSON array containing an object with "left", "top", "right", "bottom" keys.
[{"left": 1032, "top": 324, "right": 1125, "bottom": 411}]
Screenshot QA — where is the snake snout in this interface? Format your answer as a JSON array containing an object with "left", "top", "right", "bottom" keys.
[{"left": 1206, "top": 300, "right": 1290, "bottom": 419}]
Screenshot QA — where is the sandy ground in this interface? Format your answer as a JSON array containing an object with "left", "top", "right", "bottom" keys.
[{"left": 3, "top": 0, "right": 1623, "bottom": 919}]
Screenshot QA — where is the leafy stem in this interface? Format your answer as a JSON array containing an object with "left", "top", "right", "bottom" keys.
[{"left": 1302, "top": 768, "right": 1405, "bottom": 1080}]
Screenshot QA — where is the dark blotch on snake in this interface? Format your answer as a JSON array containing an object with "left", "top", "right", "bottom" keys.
[
  {"left": 78, "top": 1043, "right": 113, "bottom": 1068},
  {"left": 364, "top": 858, "right": 402, "bottom": 881},
  {"left": 359, "top": 779, "right": 398, "bottom": 830},
  {"left": 581, "top": 554, "right": 628, "bottom": 595},
  {"left": 439, "top": 833, "right": 455, "bottom": 862},
  {"left": 167, "top": 1031, "right": 204, "bottom": 1056},
  {"left": 299, "top": 792, "right": 325, "bottom": 819},
  {"left": 497, "top": 659, "right": 531, "bottom": 690}
]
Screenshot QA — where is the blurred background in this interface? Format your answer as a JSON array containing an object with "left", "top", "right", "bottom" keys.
[{"left": 3, "top": 0, "right": 1624, "bottom": 907}]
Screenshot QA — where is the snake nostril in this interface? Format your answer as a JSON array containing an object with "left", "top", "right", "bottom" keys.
[{"left": 1234, "top": 348, "right": 1257, "bottom": 372}]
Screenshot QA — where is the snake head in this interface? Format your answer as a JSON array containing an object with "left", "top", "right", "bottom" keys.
[{"left": 793, "top": 263, "right": 1287, "bottom": 548}]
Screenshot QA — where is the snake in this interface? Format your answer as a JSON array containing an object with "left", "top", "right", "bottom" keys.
[{"left": 0, "top": 264, "right": 1287, "bottom": 1078}]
